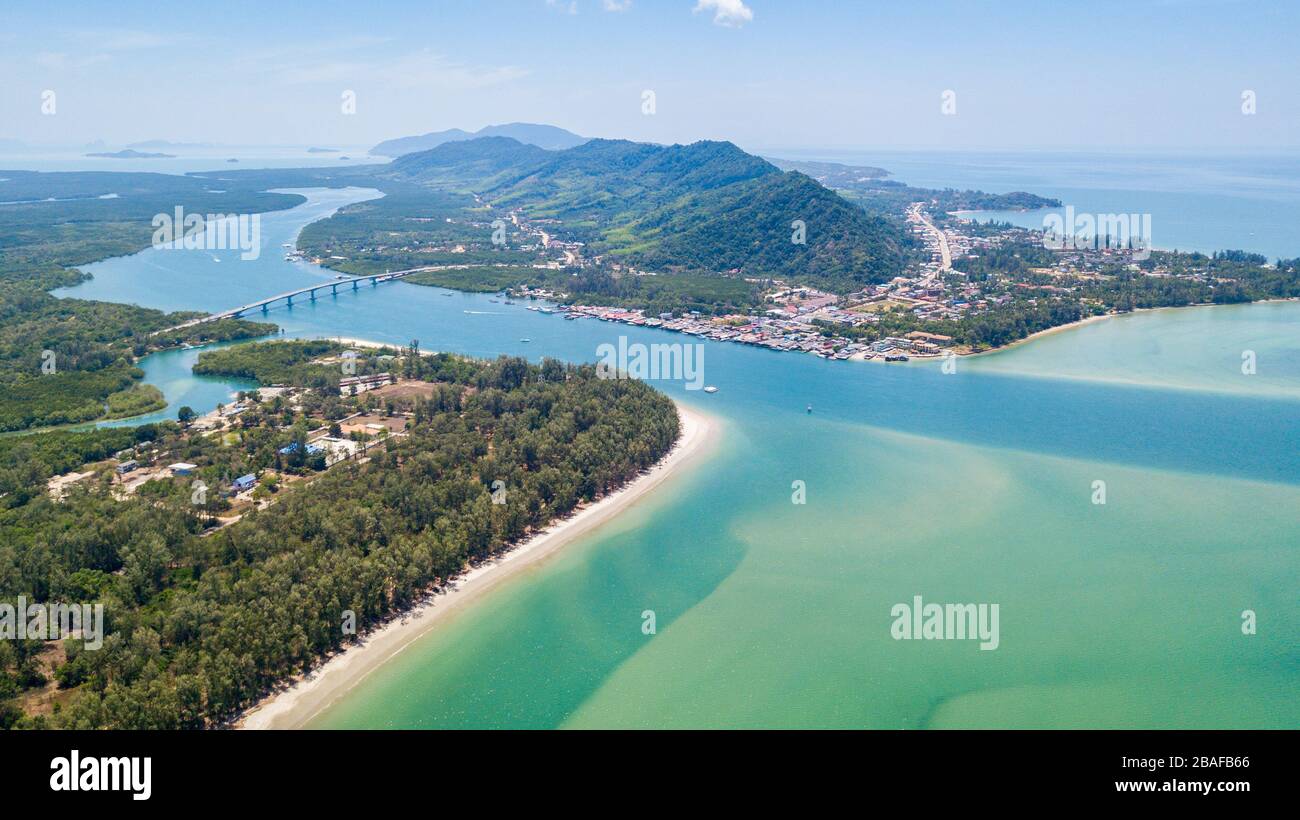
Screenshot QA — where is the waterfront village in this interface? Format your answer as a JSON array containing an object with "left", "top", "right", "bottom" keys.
[{"left": 486, "top": 202, "right": 1153, "bottom": 362}]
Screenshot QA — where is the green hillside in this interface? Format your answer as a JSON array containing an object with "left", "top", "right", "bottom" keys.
[{"left": 382, "top": 136, "right": 916, "bottom": 289}]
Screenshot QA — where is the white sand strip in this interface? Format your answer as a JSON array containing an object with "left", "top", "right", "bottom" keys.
[{"left": 239, "top": 401, "right": 718, "bottom": 729}]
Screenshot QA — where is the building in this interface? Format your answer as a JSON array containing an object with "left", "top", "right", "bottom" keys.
[
  {"left": 168, "top": 462, "right": 198, "bottom": 477},
  {"left": 230, "top": 474, "right": 257, "bottom": 493},
  {"left": 115, "top": 460, "right": 139, "bottom": 475},
  {"left": 905, "top": 331, "right": 955, "bottom": 345},
  {"left": 338, "top": 372, "right": 394, "bottom": 395},
  {"left": 277, "top": 442, "right": 324, "bottom": 456}
]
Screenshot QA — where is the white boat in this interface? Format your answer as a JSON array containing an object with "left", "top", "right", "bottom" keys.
[{"left": 704, "top": 385, "right": 718, "bottom": 393}]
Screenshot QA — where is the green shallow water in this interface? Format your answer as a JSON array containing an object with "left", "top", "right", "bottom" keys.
[
  {"left": 952, "top": 300, "right": 1300, "bottom": 399},
  {"left": 54, "top": 188, "right": 1299, "bottom": 729},
  {"left": 314, "top": 418, "right": 1298, "bottom": 729}
]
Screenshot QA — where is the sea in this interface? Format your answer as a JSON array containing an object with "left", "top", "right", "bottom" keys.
[{"left": 15, "top": 149, "right": 1297, "bottom": 728}]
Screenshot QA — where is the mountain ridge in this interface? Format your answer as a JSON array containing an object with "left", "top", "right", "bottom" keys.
[
  {"left": 379, "top": 135, "right": 914, "bottom": 287},
  {"left": 370, "top": 122, "right": 587, "bottom": 157}
]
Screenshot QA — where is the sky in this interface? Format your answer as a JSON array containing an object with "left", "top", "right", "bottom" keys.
[{"left": 1, "top": 0, "right": 1297, "bottom": 153}]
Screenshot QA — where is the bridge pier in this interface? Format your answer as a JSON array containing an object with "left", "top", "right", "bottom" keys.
[
  {"left": 262, "top": 304, "right": 268, "bottom": 313},
  {"left": 310, "top": 288, "right": 317, "bottom": 301},
  {"left": 286, "top": 295, "right": 293, "bottom": 307},
  {"left": 352, "top": 280, "right": 359, "bottom": 290},
  {"left": 331, "top": 283, "right": 338, "bottom": 294}
]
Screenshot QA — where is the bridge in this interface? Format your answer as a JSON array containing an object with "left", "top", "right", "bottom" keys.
[{"left": 158, "top": 267, "right": 443, "bottom": 333}]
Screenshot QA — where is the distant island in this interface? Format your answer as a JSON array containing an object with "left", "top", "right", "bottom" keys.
[
  {"left": 307, "top": 147, "right": 339, "bottom": 153},
  {"left": 371, "top": 122, "right": 588, "bottom": 157},
  {"left": 767, "top": 157, "right": 891, "bottom": 184},
  {"left": 85, "top": 149, "right": 175, "bottom": 159}
]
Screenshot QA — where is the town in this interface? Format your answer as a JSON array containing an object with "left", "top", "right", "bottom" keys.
[{"left": 500, "top": 200, "right": 1165, "bottom": 362}]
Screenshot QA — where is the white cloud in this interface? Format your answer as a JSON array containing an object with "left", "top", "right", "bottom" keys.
[
  {"left": 693, "top": 0, "right": 753, "bottom": 27},
  {"left": 603, "top": 0, "right": 633, "bottom": 10},
  {"left": 547, "top": 0, "right": 578, "bottom": 13}
]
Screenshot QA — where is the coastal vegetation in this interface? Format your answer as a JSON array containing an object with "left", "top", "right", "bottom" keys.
[
  {"left": 0, "top": 344, "right": 679, "bottom": 728},
  {"left": 823, "top": 241, "right": 1300, "bottom": 351},
  {"left": 0, "top": 170, "right": 299, "bottom": 430},
  {"left": 768, "top": 157, "right": 1062, "bottom": 215},
  {"left": 0, "top": 287, "right": 274, "bottom": 431}
]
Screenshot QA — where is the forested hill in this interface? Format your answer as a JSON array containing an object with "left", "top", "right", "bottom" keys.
[
  {"left": 387, "top": 136, "right": 552, "bottom": 189},
  {"left": 623, "top": 171, "right": 913, "bottom": 291},
  {"left": 381, "top": 136, "right": 916, "bottom": 287}
]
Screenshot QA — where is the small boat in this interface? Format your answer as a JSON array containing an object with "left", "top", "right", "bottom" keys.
[
  {"left": 806, "top": 404, "right": 813, "bottom": 414},
  {"left": 704, "top": 386, "right": 718, "bottom": 394},
  {"left": 520, "top": 338, "right": 531, "bottom": 343}
]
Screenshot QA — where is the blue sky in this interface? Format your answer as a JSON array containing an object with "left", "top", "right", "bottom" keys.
[{"left": 1, "top": 0, "right": 1297, "bottom": 152}]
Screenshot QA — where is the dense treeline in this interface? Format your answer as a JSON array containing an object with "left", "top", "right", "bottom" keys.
[
  {"left": 0, "top": 170, "right": 292, "bottom": 431},
  {"left": 0, "top": 424, "right": 172, "bottom": 506},
  {"left": 823, "top": 299, "right": 1088, "bottom": 351},
  {"left": 192, "top": 339, "right": 351, "bottom": 387},
  {"left": 0, "top": 352, "right": 679, "bottom": 728},
  {"left": 621, "top": 171, "right": 915, "bottom": 289},
  {"left": 0, "top": 286, "right": 273, "bottom": 431},
  {"left": 840, "top": 242, "right": 1300, "bottom": 351},
  {"left": 0, "top": 171, "right": 303, "bottom": 291},
  {"left": 405, "top": 264, "right": 765, "bottom": 315}
]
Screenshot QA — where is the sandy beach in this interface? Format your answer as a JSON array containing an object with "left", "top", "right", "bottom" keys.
[
  {"left": 963, "top": 312, "right": 1116, "bottom": 357},
  {"left": 238, "top": 400, "right": 718, "bottom": 729}
]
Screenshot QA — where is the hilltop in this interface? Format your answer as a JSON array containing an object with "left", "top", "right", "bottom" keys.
[{"left": 380, "top": 136, "right": 914, "bottom": 286}]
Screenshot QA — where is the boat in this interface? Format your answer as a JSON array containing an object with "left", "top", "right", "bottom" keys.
[{"left": 704, "top": 386, "right": 718, "bottom": 393}]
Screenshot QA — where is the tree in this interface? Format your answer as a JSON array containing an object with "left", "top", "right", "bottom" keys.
[{"left": 177, "top": 406, "right": 196, "bottom": 424}]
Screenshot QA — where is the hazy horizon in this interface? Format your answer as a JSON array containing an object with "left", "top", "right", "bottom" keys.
[{"left": 2, "top": 0, "right": 1297, "bottom": 155}]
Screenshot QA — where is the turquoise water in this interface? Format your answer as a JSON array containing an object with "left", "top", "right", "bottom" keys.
[
  {"left": 954, "top": 301, "right": 1300, "bottom": 400},
  {"left": 778, "top": 149, "right": 1300, "bottom": 260},
  {"left": 97, "top": 343, "right": 258, "bottom": 429},
  {"left": 56, "top": 188, "right": 1300, "bottom": 729}
]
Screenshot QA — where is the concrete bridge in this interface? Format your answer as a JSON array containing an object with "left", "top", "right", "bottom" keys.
[{"left": 158, "top": 267, "right": 441, "bottom": 333}]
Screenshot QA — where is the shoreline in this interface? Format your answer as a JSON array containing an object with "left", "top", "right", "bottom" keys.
[
  {"left": 237, "top": 400, "right": 719, "bottom": 730},
  {"left": 963, "top": 297, "right": 1300, "bottom": 359}
]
